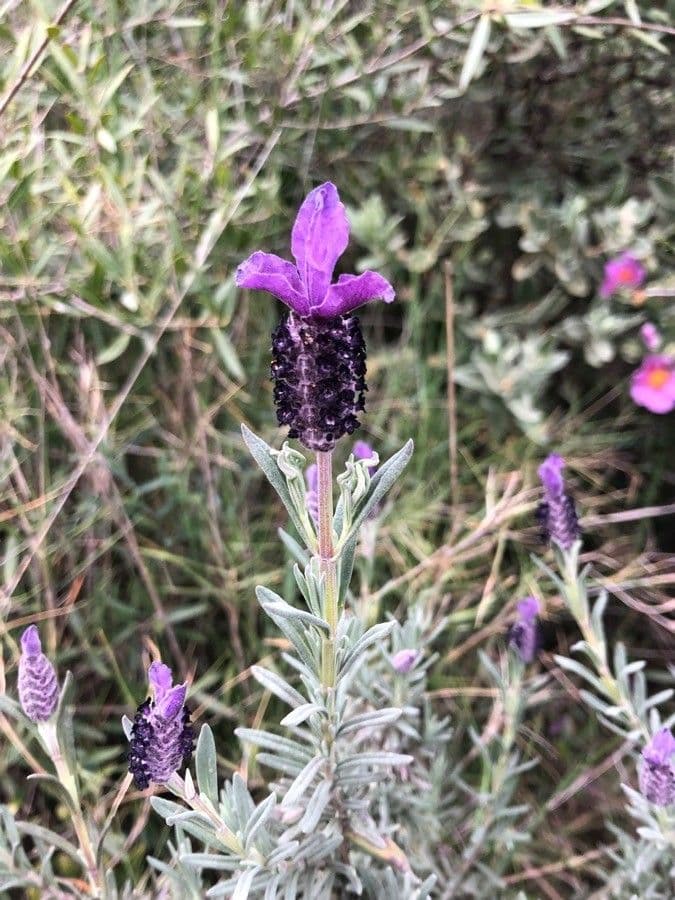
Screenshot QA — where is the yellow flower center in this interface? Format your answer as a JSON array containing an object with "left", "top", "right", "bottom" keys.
[{"left": 646, "top": 368, "right": 670, "bottom": 390}]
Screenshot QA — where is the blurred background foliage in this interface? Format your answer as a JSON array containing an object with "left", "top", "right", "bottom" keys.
[{"left": 0, "top": 0, "right": 674, "bottom": 894}]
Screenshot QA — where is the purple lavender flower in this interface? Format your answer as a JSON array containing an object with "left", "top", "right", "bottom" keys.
[
  {"left": 600, "top": 252, "right": 646, "bottom": 298},
  {"left": 536, "top": 454, "right": 580, "bottom": 551},
  {"left": 305, "top": 463, "right": 319, "bottom": 525},
  {"left": 128, "top": 662, "right": 194, "bottom": 789},
  {"left": 236, "top": 183, "right": 395, "bottom": 452},
  {"left": 18, "top": 626, "right": 59, "bottom": 722},
  {"left": 638, "top": 727, "right": 675, "bottom": 806},
  {"left": 391, "top": 649, "right": 419, "bottom": 674},
  {"left": 508, "top": 597, "right": 541, "bottom": 664}
]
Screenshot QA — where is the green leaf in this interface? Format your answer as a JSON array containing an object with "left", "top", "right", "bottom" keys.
[
  {"left": 55, "top": 671, "right": 78, "bottom": 781},
  {"left": 211, "top": 328, "right": 245, "bottom": 383},
  {"left": 196, "top": 724, "right": 219, "bottom": 806},
  {"left": 96, "top": 332, "right": 131, "bottom": 365},
  {"left": 26, "top": 774, "right": 77, "bottom": 814},
  {"left": 241, "top": 425, "right": 312, "bottom": 545},
  {"left": 459, "top": 15, "right": 491, "bottom": 91}
]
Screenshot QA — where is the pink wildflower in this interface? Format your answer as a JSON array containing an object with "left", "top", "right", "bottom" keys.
[
  {"left": 630, "top": 355, "right": 675, "bottom": 414},
  {"left": 600, "top": 252, "right": 646, "bottom": 298},
  {"left": 639, "top": 322, "right": 661, "bottom": 352}
]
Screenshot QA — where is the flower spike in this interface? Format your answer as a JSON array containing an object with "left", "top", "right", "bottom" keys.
[{"left": 18, "top": 626, "right": 59, "bottom": 722}]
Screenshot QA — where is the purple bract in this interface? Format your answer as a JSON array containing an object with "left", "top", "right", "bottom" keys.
[
  {"left": 236, "top": 182, "right": 395, "bottom": 318},
  {"left": 537, "top": 454, "right": 580, "bottom": 551},
  {"left": 639, "top": 727, "right": 675, "bottom": 806},
  {"left": 508, "top": 597, "right": 541, "bottom": 663}
]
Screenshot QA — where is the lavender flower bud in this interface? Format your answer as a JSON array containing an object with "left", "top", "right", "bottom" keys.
[
  {"left": 536, "top": 454, "right": 580, "bottom": 551},
  {"left": 271, "top": 312, "right": 366, "bottom": 452},
  {"left": 18, "top": 626, "right": 59, "bottom": 722},
  {"left": 391, "top": 649, "right": 419, "bottom": 674},
  {"left": 128, "top": 661, "right": 194, "bottom": 789},
  {"left": 508, "top": 597, "right": 541, "bottom": 664},
  {"left": 638, "top": 728, "right": 675, "bottom": 807}
]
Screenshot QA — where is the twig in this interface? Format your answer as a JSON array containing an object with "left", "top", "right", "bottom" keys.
[
  {"left": 444, "top": 261, "right": 459, "bottom": 509},
  {"left": 0, "top": 0, "right": 81, "bottom": 120}
]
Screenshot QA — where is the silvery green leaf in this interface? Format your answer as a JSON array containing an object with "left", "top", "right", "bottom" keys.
[
  {"left": 256, "top": 587, "right": 318, "bottom": 672},
  {"left": 250, "top": 666, "right": 305, "bottom": 709},
  {"left": 263, "top": 600, "right": 329, "bottom": 634},
  {"left": 459, "top": 15, "right": 491, "bottom": 91},
  {"left": 554, "top": 654, "right": 607, "bottom": 696},
  {"left": 338, "top": 531, "right": 358, "bottom": 602},
  {"left": 281, "top": 703, "right": 325, "bottom": 727},
  {"left": 643, "top": 689, "right": 674, "bottom": 711},
  {"left": 265, "top": 840, "right": 299, "bottom": 867},
  {"left": 235, "top": 729, "right": 313, "bottom": 765},
  {"left": 243, "top": 792, "right": 276, "bottom": 850},
  {"left": 255, "top": 753, "right": 304, "bottom": 777},
  {"left": 182, "top": 853, "right": 239, "bottom": 871},
  {"left": 337, "top": 441, "right": 413, "bottom": 548},
  {"left": 55, "top": 671, "right": 78, "bottom": 780},
  {"left": 278, "top": 527, "right": 309, "bottom": 567},
  {"left": 231, "top": 866, "right": 259, "bottom": 900},
  {"left": 299, "top": 780, "right": 332, "bottom": 833},
  {"left": 16, "top": 822, "right": 84, "bottom": 866},
  {"left": 339, "top": 622, "right": 395, "bottom": 679},
  {"left": 241, "top": 425, "right": 313, "bottom": 545},
  {"left": 231, "top": 773, "right": 255, "bottom": 824},
  {"left": 294, "top": 831, "right": 343, "bottom": 864},
  {"left": 264, "top": 875, "right": 281, "bottom": 899},
  {"left": 336, "top": 752, "right": 413, "bottom": 772},
  {"left": 196, "top": 724, "right": 219, "bottom": 806},
  {"left": 282, "top": 756, "right": 325, "bottom": 807},
  {"left": 26, "top": 774, "right": 77, "bottom": 815},
  {"left": 337, "top": 707, "right": 402, "bottom": 736}
]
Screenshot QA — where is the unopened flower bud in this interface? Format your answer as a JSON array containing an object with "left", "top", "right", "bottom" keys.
[{"left": 18, "top": 626, "right": 59, "bottom": 722}]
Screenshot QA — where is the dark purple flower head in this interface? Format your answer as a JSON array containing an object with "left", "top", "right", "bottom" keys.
[
  {"left": 639, "top": 728, "right": 675, "bottom": 806},
  {"left": 236, "top": 182, "right": 395, "bottom": 318},
  {"left": 18, "top": 626, "right": 59, "bottom": 722},
  {"left": 600, "top": 252, "right": 646, "bottom": 298},
  {"left": 536, "top": 454, "right": 580, "bottom": 551},
  {"left": 508, "top": 597, "right": 541, "bottom": 664},
  {"left": 128, "top": 661, "right": 194, "bottom": 789}
]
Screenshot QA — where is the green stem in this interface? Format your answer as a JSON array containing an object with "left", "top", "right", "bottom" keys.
[
  {"left": 317, "top": 450, "right": 338, "bottom": 688},
  {"left": 40, "top": 722, "right": 101, "bottom": 897}
]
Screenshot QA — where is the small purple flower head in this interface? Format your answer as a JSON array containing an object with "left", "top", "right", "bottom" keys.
[
  {"left": 391, "top": 649, "right": 419, "bottom": 674},
  {"left": 639, "top": 322, "right": 661, "bottom": 352},
  {"left": 639, "top": 728, "right": 675, "bottom": 806},
  {"left": 536, "top": 454, "right": 580, "bottom": 551},
  {"left": 630, "top": 355, "right": 675, "bottom": 415},
  {"left": 508, "top": 597, "right": 541, "bottom": 663},
  {"left": 18, "top": 626, "right": 59, "bottom": 722},
  {"left": 236, "top": 182, "right": 395, "bottom": 318},
  {"left": 305, "top": 463, "right": 319, "bottom": 525},
  {"left": 128, "top": 661, "right": 194, "bottom": 789},
  {"left": 600, "top": 252, "right": 646, "bottom": 298}
]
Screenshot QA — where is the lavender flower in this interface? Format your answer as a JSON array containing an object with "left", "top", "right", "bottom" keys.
[
  {"left": 537, "top": 454, "right": 580, "bottom": 551},
  {"left": 236, "top": 183, "right": 395, "bottom": 451},
  {"left": 128, "top": 662, "right": 194, "bottom": 789},
  {"left": 638, "top": 727, "right": 675, "bottom": 806},
  {"left": 600, "top": 252, "right": 646, "bottom": 298},
  {"left": 508, "top": 597, "right": 541, "bottom": 664},
  {"left": 391, "top": 649, "right": 419, "bottom": 674},
  {"left": 18, "top": 626, "right": 59, "bottom": 722}
]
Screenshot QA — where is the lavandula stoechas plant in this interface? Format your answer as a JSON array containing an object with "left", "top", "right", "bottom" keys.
[
  {"left": 533, "top": 453, "right": 675, "bottom": 859},
  {"left": 237, "top": 182, "right": 395, "bottom": 687}
]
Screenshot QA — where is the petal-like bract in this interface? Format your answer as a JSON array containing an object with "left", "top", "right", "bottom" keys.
[
  {"left": 320, "top": 271, "right": 395, "bottom": 316},
  {"left": 291, "top": 183, "right": 349, "bottom": 307},
  {"left": 236, "top": 251, "right": 309, "bottom": 315}
]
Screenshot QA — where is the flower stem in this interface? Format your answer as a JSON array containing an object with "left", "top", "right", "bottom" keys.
[
  {"left": 317, "top": 450, "right": 338, "bottom": 688},
  {"left": 40, "top": 722, "right": 101, "bottom": 897}
]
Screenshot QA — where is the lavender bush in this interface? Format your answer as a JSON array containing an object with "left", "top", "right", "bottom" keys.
[{"left": 1, "top": 2, "right": 674, "bottom": 898}]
